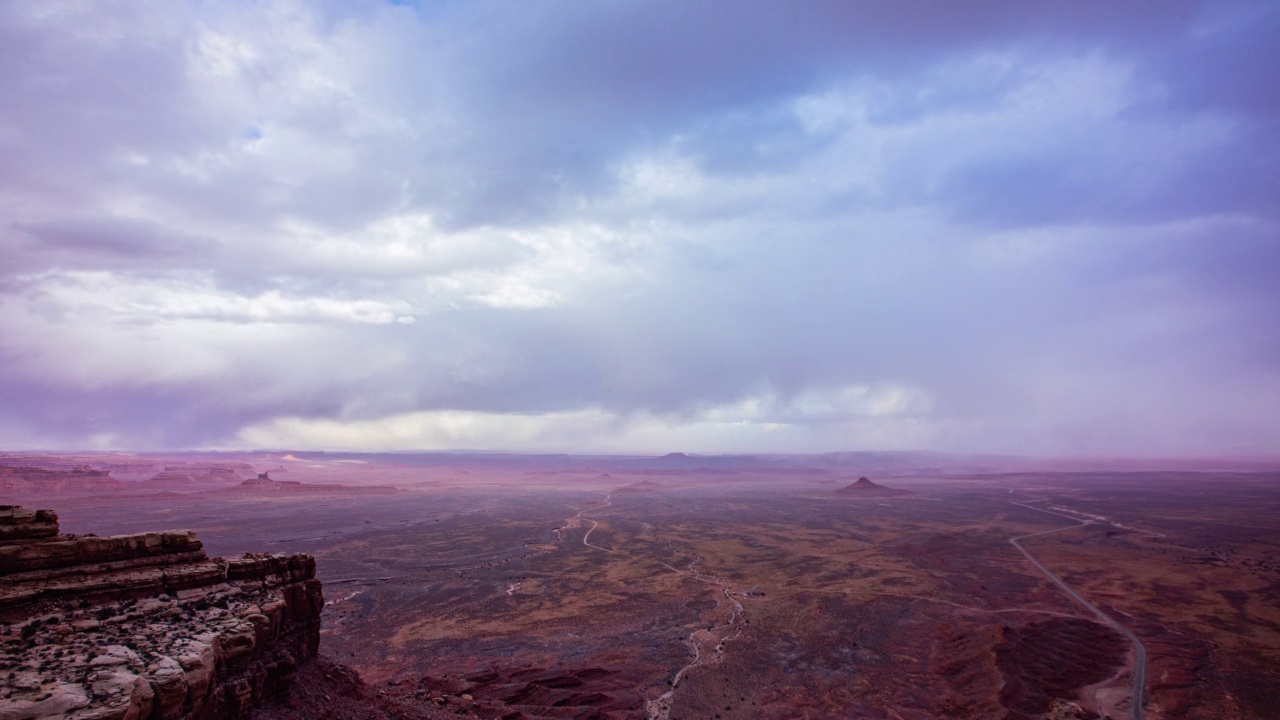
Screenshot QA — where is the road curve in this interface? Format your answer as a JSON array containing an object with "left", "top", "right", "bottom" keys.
[{"left": 1009, "top": 501, "right": 1147, "bottom": 720}]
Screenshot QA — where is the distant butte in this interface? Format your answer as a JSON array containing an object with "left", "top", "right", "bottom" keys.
[
  {"left": 212, "top": 472, "right": 401, "bottom": 496},
  {"left": 614, "top": 480, "right": 665, "bottom": 493},
  {"left": 138, "top": 465, "right": 245, "bottom": 491},
  {"left": 836, "top": 476, "right": 911, "bottom": 496}
]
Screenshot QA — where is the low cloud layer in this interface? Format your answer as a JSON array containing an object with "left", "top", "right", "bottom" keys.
[{"left": 2, "top": 1, "right": 1277, "bottom": 455}]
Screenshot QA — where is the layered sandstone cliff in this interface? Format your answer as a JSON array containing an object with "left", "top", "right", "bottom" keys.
[{"left": 0, "top": 506, "right": 324, "bottom": 720}]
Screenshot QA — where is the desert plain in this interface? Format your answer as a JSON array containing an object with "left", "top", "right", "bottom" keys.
[{"left": 2, "top": 451, "right": 1278, "bottom": 720}]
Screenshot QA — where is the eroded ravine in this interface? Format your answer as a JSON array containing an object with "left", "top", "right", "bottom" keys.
[{"left": 643, "top": 556, "right": 746, "bottom": 720}]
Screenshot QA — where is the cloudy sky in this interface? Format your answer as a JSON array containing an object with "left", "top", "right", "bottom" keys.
[{"left": 1, "top": 0, "right": 1277, "bottom": 455}]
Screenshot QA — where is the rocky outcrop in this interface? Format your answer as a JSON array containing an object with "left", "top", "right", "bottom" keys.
[
  {"left": 0, "top": 507, "right": 59, "bottom": 545},
  {"left": 0, "top": 506, "right": 323, "bottom": 720},
  {"left": 836, "top": 476, "right": 912, "bottom": 496}
]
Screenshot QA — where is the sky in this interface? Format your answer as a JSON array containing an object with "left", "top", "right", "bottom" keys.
[{"left": 1, "top": 0, "right": 1278, "bottom": 456}]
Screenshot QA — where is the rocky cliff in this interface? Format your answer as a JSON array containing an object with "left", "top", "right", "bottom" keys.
[{"left": 0, "top": 505, "right": 324, "bottom": 720}]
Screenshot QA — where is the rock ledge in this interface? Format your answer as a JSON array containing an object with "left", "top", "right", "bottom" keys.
[{"left": 0, "top": 505, "right": 323, "bottom": 720}]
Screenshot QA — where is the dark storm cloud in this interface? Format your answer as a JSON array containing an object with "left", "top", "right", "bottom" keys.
[
  {"left": 0, "top": 0, "right": 1277, "bottom": 454},
  {"left": 8, "top": 217, "right": 214, "bottom": 270}
]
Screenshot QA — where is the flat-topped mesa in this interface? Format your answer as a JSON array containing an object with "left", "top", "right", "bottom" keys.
[
  {"left": 141, "top": 466, "right": 246, "bottom": 491},
  {"left": 0, "top": 466, "right": 122, "bottom": 495},
  {"left": 216, "top": 472, "right": 400, "bottom": 496},
  {"left": 240, "top": 472, "right": 302, "bottom": 488},
  {"left": 0, "top": 506, "right": 324, "bottom": 720}
]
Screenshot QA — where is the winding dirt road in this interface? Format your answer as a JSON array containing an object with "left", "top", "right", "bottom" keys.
[
  {"left": 1009, "top": 500, "right": 1147, "bottom": 720},
  {"left": 559, "top": 494, "right": 745, "bottom": 720}
]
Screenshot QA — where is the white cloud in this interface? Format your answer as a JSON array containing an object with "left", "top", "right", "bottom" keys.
[
  {"left": 11, "top": 271, "right": 411, "bottom": 326},
  {"left": 234, "top": 382, "right": 938, "bottom": 453},
  {"left": 696, "top": 383, "right": 933, "bottom": 423},
  {"left": 0, "top": 272, "right": 417, "bottom": 391}
]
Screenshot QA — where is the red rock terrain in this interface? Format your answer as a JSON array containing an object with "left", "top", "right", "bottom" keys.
[
  {"left": 995, "top": 617, "right": 1129, "bottom": 719},
  {"left": 407, "top": 664, "right": 647, "bottom": 719},
  {"left": 7, "top": 455, "right": 1280, "bottom": 720},
  {"left": 0, "top": 505, "right": 328, "bottom": 719}
]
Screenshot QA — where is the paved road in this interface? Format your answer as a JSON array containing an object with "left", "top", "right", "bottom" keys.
[{"left": 1009, "top": 501, "right": 1147, "bottom": 720}]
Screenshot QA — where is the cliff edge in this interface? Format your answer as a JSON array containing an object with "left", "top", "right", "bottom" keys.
[{"left": 0, "top": 505, "right": 323, "bottom": 720}]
